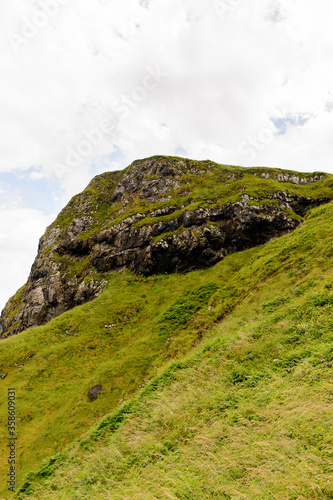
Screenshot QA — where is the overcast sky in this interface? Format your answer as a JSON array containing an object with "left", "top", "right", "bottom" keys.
[{"left": 1, "top": 0, "right": 333, "bottom": 311}]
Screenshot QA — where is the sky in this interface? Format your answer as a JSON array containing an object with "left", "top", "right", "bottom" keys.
[{"left": 1, "top": 0, "right": 333, "bottom": 311}]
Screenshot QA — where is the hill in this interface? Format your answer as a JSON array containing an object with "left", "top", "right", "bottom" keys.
[
  {"left": 1, "top": 156, "right": 331, "bottom": 337},
  {"left": 0, "top": 157, "right": 333, "bottom": 498}
]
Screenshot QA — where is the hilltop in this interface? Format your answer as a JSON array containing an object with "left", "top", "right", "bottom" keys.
[
  {"left": 1, "top": 156, "right": 332, "bottom": 337},
  {"left": 0, "top": 157, "right": 333, "bottom": 499}
]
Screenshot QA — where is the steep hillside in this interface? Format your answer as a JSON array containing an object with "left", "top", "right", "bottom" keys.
[
  {"left": 1, "top": 158, "right": 333, "bottom": 499},
  {"left": 1, "top": 156, "right": 332, "bottom": 337},
  {"left": 13, "top": 200, "right": 333, "bottom": 500},
  {"left": 0, "top": 197, "right": 332, "bottom": 498}
]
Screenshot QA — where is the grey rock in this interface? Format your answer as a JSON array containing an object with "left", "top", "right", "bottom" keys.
[
  {"left": 88, "top": 385, "right": 102, "bottom": 401},
  {"left": 0, "top": 156, "right": 330, "bottom": 338}
]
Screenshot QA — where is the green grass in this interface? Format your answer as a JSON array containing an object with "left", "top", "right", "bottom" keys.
[
  {"left": 3, "top": 156, "right": 333, "bottom": 338},
  {"left": 0, "top": 285, "right": 26, "bottom": 337},
  {"left": 51, "top": 157, "right": 333, "bottom": 240},
  {"left": 0, "top": 199, "right": 332, "bottom": 498}
]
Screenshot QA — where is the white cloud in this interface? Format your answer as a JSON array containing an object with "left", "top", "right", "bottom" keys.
[
  {"left": 1, "top": 0, "right": 333, "bottom": 309},
  {"left": 1, "top": 0, "right": 333, "bottom": 181},
  {"left": 0, "top": 208, "right": 54, "bottom": 311}
]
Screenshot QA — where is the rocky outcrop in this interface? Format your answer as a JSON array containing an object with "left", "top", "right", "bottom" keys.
[
  {"left": 259, "top": 172, "right": 326, "bottom": 185},
  {"left": 1, "top": 156, "right": 331, "bottom": 338},
  {"left": 88, "top": 201, "right": 295, "bottom": 275}
]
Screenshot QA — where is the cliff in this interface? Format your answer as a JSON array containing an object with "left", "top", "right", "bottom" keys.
[{"left": 1, "top": 155, "right": 332, "bottom": 337}]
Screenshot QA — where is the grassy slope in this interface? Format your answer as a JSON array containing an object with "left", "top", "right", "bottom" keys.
[
  {"left": 3, "top": 158, "right": 333, "bottom": 338},
  {"left": 5, "top": 200, "right": 332, "bottom": 499}
]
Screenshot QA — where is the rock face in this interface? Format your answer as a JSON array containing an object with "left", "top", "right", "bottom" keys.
[
  {"left": 0, "top": 156, "right": 331, "bottom": 338},
  {"left": 88, "top": 199, "right": 295, "bottom": 276}
]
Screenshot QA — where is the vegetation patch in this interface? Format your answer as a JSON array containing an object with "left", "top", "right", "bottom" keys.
[{"left": 2, "top": 158, "right": 333, "bottom": 498}]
